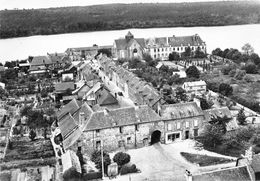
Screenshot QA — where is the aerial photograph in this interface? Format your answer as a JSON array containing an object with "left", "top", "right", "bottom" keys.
[{"left": 0, "top": 0, "right": 260, "bottom": 180}]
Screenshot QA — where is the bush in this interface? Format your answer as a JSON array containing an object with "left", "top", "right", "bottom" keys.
[
  {"left": 83, "top": 172, "right": 102, "bottom": 180},
  {"left": 63, "top": 167, "right": 81, "bottom": 181},
  {"left": 29, "top": 129, "right": 36, "bottom": 141},
  {"left": 229, "top": 69, "right": 236, "bottom": 77},
  {"left": 235, "top": 70, "right": 246, "bottom": 80},
  {"left": 113, "top": 152, "right": 131, "bottom": 167},
  {"left": 91, "top": 150, "right": 111, "bottom": 174},
  {"left": 120, "top": 164, "right": 138, "bottom": 175},
  {"left": 244, "top": 75, "right": 254, "bottom": 83}
]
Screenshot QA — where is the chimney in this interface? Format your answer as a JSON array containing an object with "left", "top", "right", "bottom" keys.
[
  {"left": 79, "top": 112, "right": 85, "bottom": 125},
  {"left": 185, "top": 170, "right": 192, "bottom": 181}
]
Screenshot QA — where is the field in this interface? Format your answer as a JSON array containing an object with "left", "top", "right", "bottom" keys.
[{"left": 1, "top": 1, "right": 260, "bottom": 38}]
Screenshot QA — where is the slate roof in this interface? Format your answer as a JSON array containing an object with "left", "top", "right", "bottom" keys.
[
  {"left": 192, "top": 165, "right": 253, "bottom": 181},
  {"left": 57, "top": 98, "right": 81, "bottom": 120},
  {"left": 168, "top": 34, "right": 205, "bottom": 47},
  {"left": 85, "top": 107, "right": 138, "bottom": 131},
  {"left": 136, "top": 105, "right": 162, "bottom": 123},
  {"left": 155, "top": 37, "right": 168, "bottom": 46},
  {"left": 115, "top": 38, "right": 145, "bottom": 50},
  {"left": 30, "top": 56, "right": 52, "bottom": 66},
  {"left": 160, "top": 102, "right": 204, "bottom": 120},
  {"left": 49, "top": 55, "right": 63, "bottom": 64},
  {"left": 72, "top": 102, "right": 93, "bottom": 125},
  {"left": 96, "top": 88, "right": 118, "bottom": 106},
  {"left": 54, "top": 82, "right": 75, "bottom": 93}
]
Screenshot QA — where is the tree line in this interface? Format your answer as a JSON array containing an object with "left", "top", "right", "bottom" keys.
[{"left": 1, "top": 1, "right": 260, "bottom": 38}]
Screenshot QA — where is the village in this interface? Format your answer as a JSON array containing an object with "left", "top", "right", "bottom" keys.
[{"left": 0, "top": 31, "right": 260, "bottom": 181}]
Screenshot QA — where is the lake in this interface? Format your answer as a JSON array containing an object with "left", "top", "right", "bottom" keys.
[{"left": 0, "top": 24, "right": 260, "bottom": 63}]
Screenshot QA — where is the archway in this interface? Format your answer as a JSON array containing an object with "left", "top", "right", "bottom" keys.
[{"left": 151, "top": 130, "right": 161, "bottom": 145}]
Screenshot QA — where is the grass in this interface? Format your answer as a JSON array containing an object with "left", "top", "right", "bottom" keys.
[{"left": 180, "top": 152, "right": 234, "bottom": 166}]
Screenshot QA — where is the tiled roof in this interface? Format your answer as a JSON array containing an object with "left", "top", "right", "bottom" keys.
[
  {"left": 54, "top": 82, "right": 75, "bottom": 93},
  {"left": 49, "top": 55, "right": 63, "bottom": 64},
  {"left": 168, "top": 34, "right": 205, "bottom": 47},
  {"left": 72, "top": 102, "right": 93, "bottom": 125},
  {"left": 155, "top": 37, "right": 167, "bottom": 46},
  {"left": 192, "top": 166, "right": 253, "bottom": 181},
  {"left": 57, "top": 98, "right": 81, "bottom": 120},
  {"left": 183, "top": 80, "right": 206, "bottom": 87},
  {"left": 204, "top": 107, "right": 232, "bottom": 121},
  {"left": 96, "top": 88, "right": 118, "bottom": 106},
  {"left": 160, "top": 102, "right": 204, "bottom": 120},
  {"left": 30, "top": 56, "right": 52, "bottom": 66},
  {"left": 58, "top": 114, "right": 79, "bottom": 140},
  {"left": 85, "top": 107, "right": 138, "bottom": 131},
  {"left": 136, "top": 105, "right": 162, "bottom": 123}
]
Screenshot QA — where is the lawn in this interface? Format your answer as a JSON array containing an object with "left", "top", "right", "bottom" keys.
[{"left": 180, "top": 152, "right": 234, "bottom": 167}]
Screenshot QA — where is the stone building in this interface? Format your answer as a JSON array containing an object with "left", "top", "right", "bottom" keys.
[
  {"left": 113, "top": 31, "right": 145, "bottom": 59},
  {"left": 146, "top": 34, "right": 206, "bottom": 60},
  {"left": 182, "top": 80, "right": 207, "bottom": 96},
  {"left": 57, "top": 99, "right": 206, "bottom": 156}
]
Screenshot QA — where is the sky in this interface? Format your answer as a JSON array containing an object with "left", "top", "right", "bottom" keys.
[{"left": 0, "top": 0, "right": 251, "bottom": 10}]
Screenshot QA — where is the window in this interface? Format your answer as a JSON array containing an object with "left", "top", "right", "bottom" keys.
[
  {"left": 154, "top": 49, "right": 156, "bottom": 52},
  {"left": 162, "top": 48, "right": 164, "bottom": 51},
  {"left": 173, "top": 48, "right": 175, "bottom": 51},
  {"left": 177, "top": 47, "right": 179, "bottom": 51},
  {"left": 127, "top": 137, "right": 131, "bottom": 144},
  {"left": 185, "top": 130, "right": 189, "bottom": 139},
  {"left": 168, "top": 123, "right": 172, "bottom": 131},
  {"left": 135, "top": 124, "right": 139, "bottom": 131},
  {"left": 181, "top": 47, "right": 183, "bottom": 51},
  {"left": 186, "top": 121, "right": 189, "bottom": 128},
  {"left": 165, "top": 48, "right": 167, "bottom": 51},
  {"left": 177, "top": 122, "right": 181, "bottom": 129},
  {"left": 119, "top": 127, "right": 123, "bottom": 133},
  {"left": 194, "top": 129, "right": 198, "bottom": 137},
  {"left": 158, "top": 48, "right": 160, "bottom": 52},
  {"left": 194, "top": 120, "right": 198, "bottom": 127},
  {"left": 118, "top": 140, "right": 125, "bottom": 148},
  {"left": 96, "top": 129, "right": 100, "bottom": 137},
  {"left": 154, "top": 55, "right": 156, "bottom": 58},
  {"left": 96, "top": 140, "right": 101, "bottom": 149}
]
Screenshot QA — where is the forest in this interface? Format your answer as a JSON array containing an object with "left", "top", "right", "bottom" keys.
[{"left": 0, "top": 1, "right": 260, "bottom": 39}]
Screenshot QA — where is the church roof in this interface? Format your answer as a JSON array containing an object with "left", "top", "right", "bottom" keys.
[{"left": 115, "top": 38, "right": 145, "bottom": 50}]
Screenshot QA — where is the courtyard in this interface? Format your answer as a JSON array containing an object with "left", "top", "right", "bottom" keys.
[{"left": 108, "top": 140, "right": 236, "bottom": 181}]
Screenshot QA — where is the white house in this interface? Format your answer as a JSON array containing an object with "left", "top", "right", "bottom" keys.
[{"left": 182, "top": 80, "right": 206, "bottom": 95}]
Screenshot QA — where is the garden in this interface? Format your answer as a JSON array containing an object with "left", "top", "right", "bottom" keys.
[{"left": 180, "top": 152, "right": 234, "bottom": 167}]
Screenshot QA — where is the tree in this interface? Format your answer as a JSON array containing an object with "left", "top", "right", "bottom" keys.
[
  {"left": 194, "top": 47, "right": 206, "bottom": 58},
  {"left": 197, "top": 124, "right": 224, "bottom": 149},
  {"left": 29, "top": 129, "right": 36, "bottom": 141},
  {"left": 182, "top": 46, "right": 192, "bottom": 58},
  {"left": 212, "top": 48, "right": 223, "bottom": 57},
  {"left": 113, "top": 152, "right": 131, "bottom": 167},
  {"left": 250, "top": 53, "right": 260, "bottom": 65},
  {"left": 91, "top": 150, "right": 111, "bottom": 174},
  {"left": 222, "top": 48, "right": 230, "bottom": 58},
  {"left": 210, "top": 115, "right": 232, "bottom": 133},
  {"left": 175, "top": 87, "right": 187, "bottom": 102},
  {"left": 200, "top": 98, "right": 213, "bottom": 110},
  {"left": 186, "top": 65, "right": 200, "bottom": 79},
  {"left": 237, "top": 108, "right": 246, "bottom": 125},
  {"left": 169, "top": 52, "right": 180, "bottom": 61},
  {"left": 0, "top": 86, "right": 8, "bottom": 99},
  {"left": 143, "top": 53, "right": 153, "bottom": 63},
  {"left": 242, "top": 43, "right": 254, "bottom": 55},
  {"left": 235, "top": 70, "right": 246, "bottom": 80},
  {"left": 219, "top": 83, "right": 233, "bottom": 96},
  {"left": 244, "top": 62, "right": 258, "bottom": 74},
  {"left": 63, "top": 167, "right": 81, "bottom": 181},
  {"left": 229, "top": 69, "right": 237, "bottom": 77}
]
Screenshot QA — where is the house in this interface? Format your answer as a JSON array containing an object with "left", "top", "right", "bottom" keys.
[
  {"left": 66, "top": 45, "right": 113, "bottom": 60},
  {"left": 113, "top": 31, "right": 145, "bottom": 59},
  {"left": 146, "top": 34, "right": 206, "bottom": 60},
  {"left": 83, "top": 82, "right": 118, "bottom": 107},
  {"left": 182, "top": 80, "right": 207, "bottom": 96},
  {"left": 204, "top": 107, "right": 239, "bottom": 131},
  {"left": 29, "top": 56, "right": 53, "bottom": 74},
  {"left": 54, "top": 82, "right": 75, "bottom": 102},
  {"left": 56, "top": 99, "right": 206, "bottom": 156},
  {"left": 159, "top": 102, "right": 206, "bottom": 144}
]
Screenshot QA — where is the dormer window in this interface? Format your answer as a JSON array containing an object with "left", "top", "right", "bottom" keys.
[{"left": 119, "top": 127, "right": 123, "bottom": 133}]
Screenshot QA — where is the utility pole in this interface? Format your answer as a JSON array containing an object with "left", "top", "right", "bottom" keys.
[{"left": 101, "top": 140, "right": 105, "bottom": 180}]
